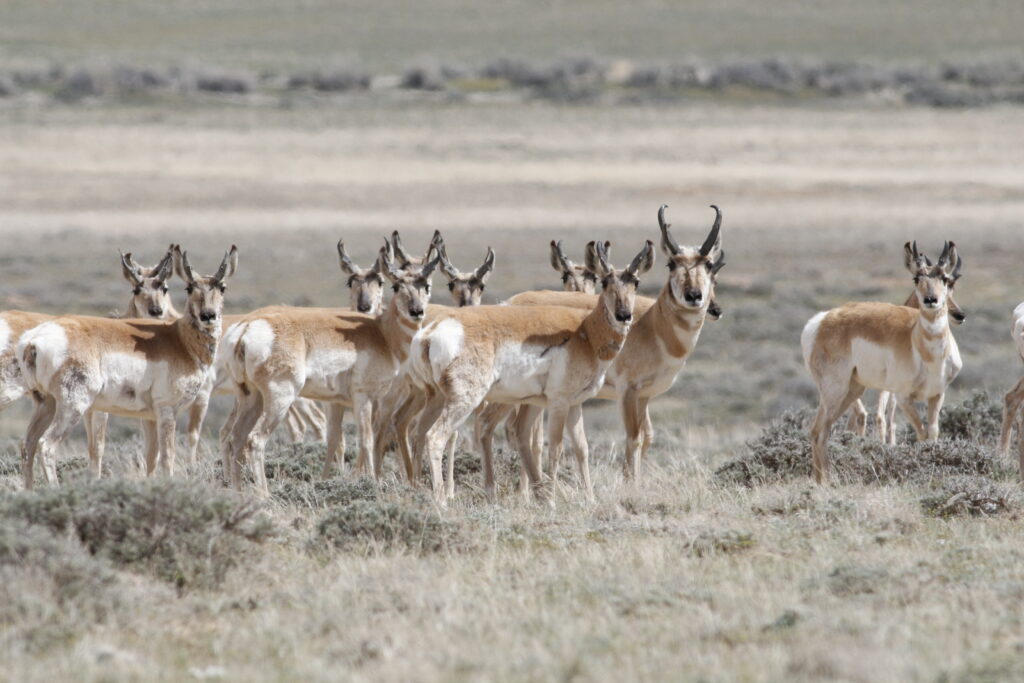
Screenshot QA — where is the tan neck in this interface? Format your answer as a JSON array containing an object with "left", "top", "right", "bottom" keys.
[
  {"left": 578, "top": 298, "right": 627, "bottom": 362},
  {"left": 378, "top": 297, "right": 419, "bottom": 363},
  {"left": 173, "top": 311, "right": 219, "bottom": 367}
]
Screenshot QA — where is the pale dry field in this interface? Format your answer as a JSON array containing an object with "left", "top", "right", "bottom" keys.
[{"left": 2, "top": 100, "right": 1024, "bottom": 682}]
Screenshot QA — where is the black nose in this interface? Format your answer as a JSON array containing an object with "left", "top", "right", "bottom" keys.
[
  {"left": 615, "top": 311, "right": 632, "bottom": 323},
  {"left": 684, "top": 290, "right": 703, "bottom": 304},
  {"left": 199, "top": 310, "right": 218, "bottom": 323},
  {"left": 409, "top": 307, "right": 424, "bottom": 319},
  {"left": 923, "top": 296, "right": 938, "bottom": 306},
  {"left": 357, "top": 303, "right": 372, "bottom": 313},
  {"left": 148, "top": 306, "right": 163, "bottom": 317}
]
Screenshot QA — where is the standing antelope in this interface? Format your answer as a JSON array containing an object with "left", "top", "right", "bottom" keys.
[
  {"left": 847, "top": 288, "right": 966, "bottom": 444},
  {"left": 802, "top": 241, "right": 963, "bottom": 483},
  {"left": 999, "top": 302, "right": 1024, "bottom": 475},
  {"left": 223, "top": 242, "right": 440, "bottom": 493},
  {"left": 493, "top": 205, "right": 725, "bottom": 490},
  {"left": 406, "top": 239, "right": 655, "bottom": 503},
  {"left": 18, "top": 247, "right": 238, "bottom": 488}
]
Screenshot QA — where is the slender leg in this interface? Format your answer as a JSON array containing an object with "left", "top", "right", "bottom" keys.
[
  {"left": 479, "top": 403, "right": 514, "bottom": 500},
  {"left": 874, "top": 392, "right": 889, "bottom": 443},
  {"left": 294, "top": 398, "right": 327, "bottom": 442},
  {"left": 22, "top": 394, "right": 56, "bottom": 490},
  {"left": 85, "top": 409, "right": 108, "bottom": 480},
  {"left": 36, "top": 400, "right": 89, "bottom": 487},
  {"left": 141, "top": 419, "right": 158, "bottom": 476},
  {"left": 424, "top": 401, "right": 477, "bottom": 505},
  {"left": 219, "top": 391, "right": 243, "bottom": 484},
  {"left": 413, "top": 391, "right": 446, "bottom": 483},
  {"left": 155, "top": 406, "right": 178, "bottom": 477},
  {"left": 620, "top": 388, "right": 644, "bottom": 480},
  {"left": 284, "top": 408, "right": 303, "bottom": 442},
  {"left": 846, "top": 399, "right": 868, "bottom": 436},
  {"left": 565, "top": 404, "right": 594, "bottom": 502},
  {"left": 513, "top": 405, "right": 545, "bottom": 500},
  {"left": 321, "top": 403, "right": 347, "bottom": 478},
  {"left": 809, "top": 380, "right": 865, "bottom": 484},
  {"left": 925, "top": 393, "right": 945, "bottom": 441},
  {"left": 393, "top": 388, "right": 428, "bottom": 483},
  {"left": 638, "top": 397, "right": 654, "bottom": 463},
  {"left": 885, "top": 392, "right": 898, "bottom": 445},
  {"left": 545, "top": 407, "right": 568, "bottom": 491},
  {"left": 246, "top": 381, "right": 298, "bottom": 494},
  {"left": 445, "top": 431, "right": 458, "bottom": 501},
  {"left": 897, "top": 395, "right": 927, "bottom": 441},
  {"left": 229, "top": 390, "right": 263, "bottom": 490},
  {"left": 353, "top": 395, "right": 375, "bottom": 478},
  {"left": 185, "top": 387, "right": 211, "bottom": 467},
  {"left": 1000, "top": 377, "right": 1024, "bottom": 454}
]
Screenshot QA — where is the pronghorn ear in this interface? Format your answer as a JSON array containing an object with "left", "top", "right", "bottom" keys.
[
  {"left": 120, "top": 251, "right": 143, "bottom": 287},
  {"left": 211, "top": 246, "right": 238, "bottom": 284},
  {"left": 903, "top": 241, "right": 920, "bottom": 274},
  {"left": 391, "top": 231, "right": 413, "bottom": 268},
  {"left": 625, "top": 240, "right": 655, "bottom": 278},
  {"left": 337, "top": 240, "right": 357, "bottom": 275},
  {"left": 474, "top": 247, "right": 495, "bottom": 283},
  {"left": 379, "top": 240, "right": 403, "bottom": 281},
  {"left": 171, "top": 244, "right": 196, "bottom": 284},
  {"left": 938, "top": 240, "right": 959, "bottom": 274},
  {"left": 658, "top": 204, "right": 681, "bottom": 257},
  {"left": 550, "top": 240, "right": 573, "bottom": 274},
  {"left": 154, "top": 249, "right": 175, "bottom": 283},
  {"left": 584, "top": 240, "right": 601, "bottom": 275},
  {"left": 699, "top": 205, "right": 723, "bottom": 261},
  {"left": 593, "top": 240, "right": 614, "bottom": 278}
]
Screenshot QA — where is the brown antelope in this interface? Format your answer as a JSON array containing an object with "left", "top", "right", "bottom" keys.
[
  {"left": 223, "top": 241, "right": 440, "bottom": 493},
  {"left": 551, "top": 240, "right": 601, "bottom": 294},
  {"left": 370, "top": 238, "right": 496, "bottom": 482},
  {"left": 847, "top": 288, "right": 966, "bottom": 443},
  {"left": 490, "top": 205, "right": 725, "bottom": 491},
  {"left": 998, "top": 302, "right": 1024, "bottom": 474},
  {"left": 17, "top": 246, "right": 238, "bottom": 488},
  {"left": 802, "top": 241, "right": 963, "bottom": 483},
  {"left": 406, "top": 240, "right": 655, "bottom": 503}
]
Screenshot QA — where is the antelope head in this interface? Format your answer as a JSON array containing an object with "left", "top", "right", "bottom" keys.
[
  {"left": 391, "top": 229, "right": 443, "bottom": 271},
  {"left": 587, "top": 239, "right": 655, "bottom": 334},
  {"left": 379, "top": 239, "right": 439, "bottom": 323},
  {"left": 437, "top": 244, "right": 495, "bottom": 307},
  {"left": 550, "top": 240, "right": 602, "bottom": 294},
  {"left": 120, "top": 244, "right": 177, "bottom": 320},
  {"left": 173, "top": 244, "right": 239, "bottom": 333},
  {"left": 337, "top": 240, "right": 384, "bottom": 315},
  {"left": 658, "top": 204, "right": 726, "bottom": 313},
  {"left": 904, "top": 240, "right": 961, "bottom": 317}
]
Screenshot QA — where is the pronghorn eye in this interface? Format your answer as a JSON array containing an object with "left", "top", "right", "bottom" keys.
[
  {"left": 346, "top": 276, "right": 356, "bottom": 288},
  {"left": 479, "top": 284, "right": 485, "bottom": 292},
  {"left": 186, "top": 285, "right": 194, "bottom": 294},
  {"left": 392, "top": 284, "right": 400, "bottom": 292},
  {"left": 219, "top": 284, "right": 226, "bottom": 293},
  {"left": 667, "top": 261, "right": 677, "bottom": 271},
  {"left": 161, "top": 285, "right": 169, "bottom": 294},
  {"left": 448, "top": 282, "right": 455, "bottom": 291},
  {"left": 913, "top": 276, "right": 921, "bottom": 285},
  {"left": 133, "top": 286, "right": 142, "bottom": 295}
]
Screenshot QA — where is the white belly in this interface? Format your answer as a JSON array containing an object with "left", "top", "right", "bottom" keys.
[{"left": 484, "top": 342, "right": 554, "bottom": 403}]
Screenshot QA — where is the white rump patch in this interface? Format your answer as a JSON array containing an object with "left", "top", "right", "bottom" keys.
[
  {"left": 1013, "top": 302, "right": 1024, "bottom": 360},
  {"left": 428, "top": 318, "right": 464, "bottom": 379},
  {"left": 0, "top": 318, "right": 10, "bottom": 353},
  {"left": 241, "top": 319, "right": 276, "bottom": 366},
  {"left": 800, "top": 311, "right": 827, "bottom": 370},
  {"left": 18, "top": 321, "right": 69, "bottom": 390}
]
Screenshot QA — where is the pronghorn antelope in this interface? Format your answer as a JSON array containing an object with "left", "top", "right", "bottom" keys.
[
  {"left": 847, "top": 288, "right": 966, "bottom": 444},
  {"left": 223, "top": 241, "right": 440, "bottom": 492},
  {"left": 802, "top": 241, "right": 963, "bottom": 483},
  {"left": 17, "top": 246, "right": 238, "bottom": 489},
  {"left": 998, "top": 302, "right": 1024, "bottom": 473},
  {"left": 213, "top": 239, "right": 392, "bottom": 479},
  {"left": 406, "top": 239, "right": 655, "bottom": 503},
  {"left": 491, "top": 205, "right": 726, "bottom": 489},
  {"left": 370, "top": 239, "right": 496, "bottom": 481}
]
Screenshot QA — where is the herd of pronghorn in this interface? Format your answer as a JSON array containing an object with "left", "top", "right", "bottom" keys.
[{"left": 4, "top": 205, "right": 1024, "bottom": 504}]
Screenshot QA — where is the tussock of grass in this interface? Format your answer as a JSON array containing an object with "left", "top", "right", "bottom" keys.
[
  {"left": 1, "top": 480, "right": 275, "bottom": 589},
  {"left": 920, "top": 475, "right": 1018, "bottom": 517},
  {"left": 272, "top": 476, "right": 379, "bottom": 509}
]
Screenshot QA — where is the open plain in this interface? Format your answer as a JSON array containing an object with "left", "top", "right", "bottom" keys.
[{"left": 4, "top": 1, "right": 1024, "bottom": 680}]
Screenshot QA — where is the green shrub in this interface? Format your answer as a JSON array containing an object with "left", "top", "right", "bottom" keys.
[
  {"left": 314, "top": 500, "right": 459, "bottom": 554},
  {"left": 939, "top": 391, "right": 1003, "bottom": 443},
  {"left": 1, "top": 480, "right": 275, "bottom": 589}
]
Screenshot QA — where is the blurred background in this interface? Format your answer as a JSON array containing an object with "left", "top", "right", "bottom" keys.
[{"left": 1, "top": 0, "right": 1023, "bottom": 437}]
